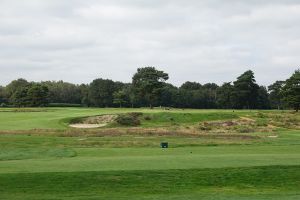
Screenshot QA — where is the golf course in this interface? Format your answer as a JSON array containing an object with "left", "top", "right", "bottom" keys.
[{"left": 0, "top": 107, "right": 299, "bottom": 200}]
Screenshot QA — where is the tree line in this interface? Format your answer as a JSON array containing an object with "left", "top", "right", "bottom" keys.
[{"left": 0, "top": 67, "right": 299, "bottom": 111}]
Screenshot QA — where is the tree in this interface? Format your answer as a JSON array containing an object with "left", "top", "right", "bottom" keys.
[
  {"left": 79, "top": 84, "right": 90, "bottom": 106},
  {"left": 27, "top": 84, "right": 49, "bottom": 107},
  {"left": 9, "top": 84, "right": 49, "bottom": 107},
  {"left": 157, "top": 83, "right": 177, "bottom": 107},
  {"left": 42, "top": 81, "right": 82, "bottom": 104},
  {"left": 216, "top": 82, "right": 234, "bottom": 109},
  {"left": 6, "top": 79, "right": 30, "bottom": 107},
  {"left": 10, "top": 86, "right": 29, "bottom": 107},
  {"left": 0, "top": 86, "right": 8, "bottom": 105},
  {"left": 282, "top": 69, "right": 300, "bottom": 112},
  {"left": 180, "top": 82, "right": 202, "bottom": 90},
  {"left": 232, "top": 70, "right": 259, "bottom": 109},
  {"left": 132, "top": 67, "right": 169, "bottom": 108},
  {"left": 6, "top": 78, "right": 29, "bottom": 97},
  {"left": 257, "top": 86, "right": 270, "bottom": 109},
  {"left": 113, "top": 89, "right": 128, "bottom": 108},
  {"left": 268, "top": 81, "right": 285, "bottom": 110},
  {"left": 88, "top": 79, "right": 116, "bottom": 107},
  {"left": 127, "top": 85, "right": 138, "bottom": 108}
]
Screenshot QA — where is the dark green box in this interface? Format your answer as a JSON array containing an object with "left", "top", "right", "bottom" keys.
[{"left": 161, "top": 142, "right": 168, "bottom": 148}]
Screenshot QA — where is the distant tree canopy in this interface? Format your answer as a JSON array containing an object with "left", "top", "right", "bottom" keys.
[
  {"left": 42, "top": 81, "right": 82, "bottom": 104},
  {"left": 282, "top": 70, "right": 300, "bottom": 112},
  {"left": 268, "top": 81, "right": 285, "bottom": 109},
  {"left": 132, "top": 67, "right": 169, "bottom": 108},
  {"left": 9, "top": 83, "right": 49, "bottom": 107},
  {"left": 0, "top": 67, "right": 299, "bottom": 110},
  {"left": 216, "top": 82, "right": 234, "bottom": 109},
  {"left": 232, "top": 70, "right": 259, "bottom": 109},
  {"left": 89, "top": 79, "right": 121, "bottom": 107}
]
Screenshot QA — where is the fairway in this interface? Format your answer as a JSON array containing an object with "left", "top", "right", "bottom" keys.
[
  {"left": 0, "top": 108, "right": 240, "bottom": 130},
  {"left": 0, "top": 108, "right": 300, "bottom": 199}
]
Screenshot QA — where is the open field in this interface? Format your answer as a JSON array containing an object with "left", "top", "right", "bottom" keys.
[{"left": 0, "top": 108, "right": 300, "bottom": 199}]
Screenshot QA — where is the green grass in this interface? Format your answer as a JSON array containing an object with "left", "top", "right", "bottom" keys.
[
  {"left": 0, "top": 107, "right": 241, "bottom": 130},
  {"left": 0, "top": 108, "right": 300, "bottom": 199},
  {"left": 1, "top": 166, "right": 299, "bottom": 200},
  {"left": 141, "top": 112, "right": 238, "bottom": 127},
  {"left": 1, "top": 145, "right": 300, "bottom": 174}
]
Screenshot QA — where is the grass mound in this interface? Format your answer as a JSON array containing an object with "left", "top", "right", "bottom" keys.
[{"left": 115, "top": 112, "right": 143, "bottom": 126}]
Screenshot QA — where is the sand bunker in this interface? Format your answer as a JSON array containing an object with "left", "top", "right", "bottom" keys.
[
  {"left": 70, "top": 114, "right": 117, "bottom": 129},
  {"left": 268, "top": 135, "right": 278, "bottom": 138},
  {"left": 70, "top": 124, "right": 107, "bottom": 129}
]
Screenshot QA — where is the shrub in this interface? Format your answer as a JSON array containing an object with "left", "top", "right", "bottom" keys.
[
  {"left": 144, "top": 116, "right": 152, "bottom": 120},
  {"left": 235, "top": 126, "right": 255, "bottom": 133},
  {"left": 255, "top": 119, "right": 268, "bottom": 127},
  {"left": 129, "top": 112, "right": 143, "bottom": 118},
  {"left": 256, "top": 112, "right": 267, "bottom": 118},
  {"left": 116, "top": 114, "right": 141, "bottom": 126},
  {"left": 198, "top": 123, "right": 212, "bottom": 131}
]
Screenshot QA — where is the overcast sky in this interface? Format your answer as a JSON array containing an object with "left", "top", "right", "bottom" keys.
[{"left": 0, "top": 0, "right": 299, "bottom": 86}]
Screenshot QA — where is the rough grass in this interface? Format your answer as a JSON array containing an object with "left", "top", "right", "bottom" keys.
[{"left": 140, "top": 112, "right": 238, "bottom": 127}]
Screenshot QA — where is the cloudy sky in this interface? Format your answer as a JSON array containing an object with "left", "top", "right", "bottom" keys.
[{"left": 0, "top": 0, "right": 299, "bottom": 86}]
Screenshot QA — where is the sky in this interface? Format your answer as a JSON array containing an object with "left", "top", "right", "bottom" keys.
[{"left": 0, "top": 0, "right": 299, "bottom": 86}]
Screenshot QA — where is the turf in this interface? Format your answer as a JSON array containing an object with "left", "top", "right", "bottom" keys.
[
  {"left": 1, "top": 166, "right": 299, "bottom": 200},
  {"left": 0, "top": 108, "right": 299, "bottom": 199},
  {"left": 0, "top": 108, "right": 241, "bottom": 130}
]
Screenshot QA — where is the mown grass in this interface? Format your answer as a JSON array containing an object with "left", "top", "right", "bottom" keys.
[
  {"left": 0, "top": 166, "right": 299, "bottom": 200},
  {"left": 0, "top": 107, "right": 241, "bottom": 130},
  {"left": 0, "top": 108, "right": 300, "bottom": 199},
  {"left": 1, "top": 144, "right": 300, "bottom": 173}
]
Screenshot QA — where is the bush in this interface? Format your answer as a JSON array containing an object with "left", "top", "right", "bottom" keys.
[
  {"left": 235, "top": 126, "right": 255, "bottom": 133},
  {"left": 256, "top": 112, "right": 267, "bottom": 118},
  {"left": 128, "top": 112, "right": 143, "bottom": 118},
  {"left": 198, "top": 122, "right": 212, "bottom": 131},
  {"left": 256, "top": 120, "right": 268, "bottom": 127},
  {"left": 116, "top": 113, "right": 141, "bottom": 126},
  {"left": 144, "top": 116, "right": 152, "bottom": 120}
]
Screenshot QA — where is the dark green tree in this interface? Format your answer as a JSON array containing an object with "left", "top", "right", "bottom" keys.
[
  {"left": 42, "top": 81, "right": 82, "bottom": 104},
  {"left": 282, "top": 70, "right": 300, "bottom": 112},
  {"left": 88, "top": 79, "right": 116, "bottom": 107},
  {"left": 0, "top": 86, "right": 8, "bottom": 105},
  {"left": 268, "top": 81, "right": 285, "bottom": 109},
  {"left": 158, "top": 83, "right": 178, "bottom": 107},
  {"left": 216, "top": 82, "right": 234, "bottom": 109},
  {"left": 6, "top": 78, "right": 29, "bottom": 104},
  {"left": 27, "top": 84, "right": 49, "bottom": 107},
  {"left": 113, "top": 89, "right": 128, "bottom": 108},
  {"left": 10, "top": 86, "right": 29, "bottom": 107},
  {"left": 132, "top": 67, "right": 169, "bottom": 108},
  {"left": 6, "top": 78, "right": 29, "bottom": 96},
  {"left": 180, "top": 82, "right": 202, "bottom": 90},
  {"left": 257, "top": 86, "right": 270, "bottom": 109},
  {"left": 79, "top": 84, "right": 90, "bottom": 106},
  {"left": 232, "top": 70, "right": 259, "bottom": 109}
]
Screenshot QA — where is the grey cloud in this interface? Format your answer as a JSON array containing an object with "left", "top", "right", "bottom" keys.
[{"left": 0, "top": 0, "right": 299, "bottom": 86}]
